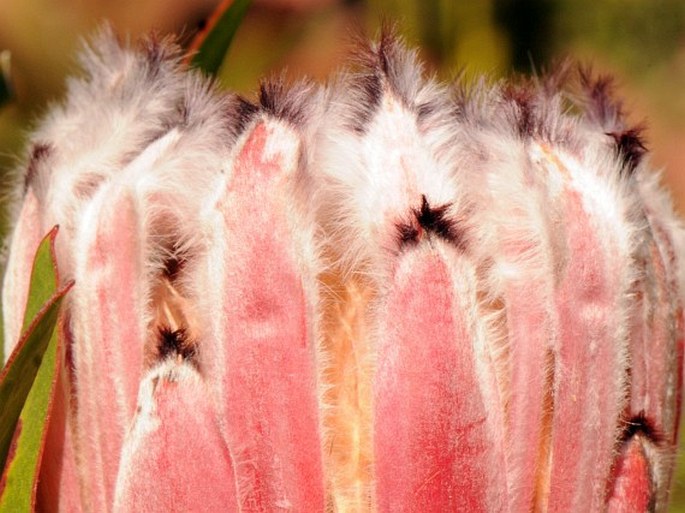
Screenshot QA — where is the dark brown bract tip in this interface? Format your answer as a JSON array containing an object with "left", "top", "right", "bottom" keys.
[
  {"left": 347, "top": 24, "right": 415, "bottom": 134},
  {"left": 222, "top": 94, "right": 258, "bottom": 140},
  {"left": 233, "top": 96, "right": 258, "bottom": 133},
  {"left": 621, "top": 412, "right": 665, "bottom": 446},
  {"left": 578, "top": 66, "right": 624, "bottom": 129},
  {"left": 24, "top": 142, "right": 53, "bottom": 193},
  {"left": 139, "top": 31, "right": 182, "bottom": 79},
  {"left": 539, "top": 58, "right": 574, "bottom": 97},
  {"left": 502, "top": 82, "right": 537, "bottom": 138},
  {"left": 608, "top": 126, "right": 648, "bottom": 175},
  {"left": 259, "top": 77, "right": 316, "bottom": 128},
  {"left": 396, "top": 222, "right": 420, "bottom": 247},
  {"left": 415, "top": 195, "right": 462, "bottom": 245},
  {"left": 395, "top": 195, "right": 466, "bottom": 250},
  {"left": 162, "top": 256, "right": 186, "bottom": 282},
  {"left": 158, "top": 326, "right": 197, "bottom": 363}
]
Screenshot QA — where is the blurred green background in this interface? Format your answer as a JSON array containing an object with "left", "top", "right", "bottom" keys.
[{"left": 0, "top": 0, "right": 684, "bottom": 509}]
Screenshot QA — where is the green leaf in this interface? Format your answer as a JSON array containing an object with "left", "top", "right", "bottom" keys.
[
  {"left": 21, "top": 227, "right": 61, "bottom": 334},
  {"left": 0, "top": 309, "right": 63, "bottom": 512},
  {"left": 0, "top": 51, "right": 12, "bottom": 108},
  {"left": 188, "top": 0, "right": 252, "bottom": 76},
  {"left": 0, "top": 227, "right": 68, "bottom": 478}
]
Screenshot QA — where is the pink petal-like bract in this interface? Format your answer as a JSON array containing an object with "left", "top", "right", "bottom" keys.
[
  {"left": 606, "top": 436, "right": 653, "bottom": 512},
  {"left": 373, "top": 246, "right": 507, "bottom": 511},
  {"left": 113, "top": 360, "right": 238, "bottom": 512},
  {"left": 70, "top": 185, "right": 145, "bottom": 510},
  {"left": 196, "top": 102, "right": 325, "bottom": 510}
]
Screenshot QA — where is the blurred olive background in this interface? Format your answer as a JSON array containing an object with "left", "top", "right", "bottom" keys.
[{"left": 1, "top": 0, "right": 685, "bottom": 508}]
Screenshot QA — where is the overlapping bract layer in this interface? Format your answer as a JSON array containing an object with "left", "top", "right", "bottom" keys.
[{"left": 2, "top": 28, "right": 684, "bottom": 512}]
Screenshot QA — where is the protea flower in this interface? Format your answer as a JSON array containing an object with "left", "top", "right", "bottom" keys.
[{"left": 1, "top": 25, "right": 684, "bottom": 513}]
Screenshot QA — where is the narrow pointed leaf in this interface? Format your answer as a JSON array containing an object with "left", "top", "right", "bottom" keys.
[
  {"left": 0, "top": 284, "right": 72, "bottom": 489},
  {"left": 20, "top": 227, "right": 60, "bottom": 333},
  {"left": 0, "top": 227, "right": 63, "bottom": 472},
  {"left": 186, "top": 0, "right": 252, "bottom": 75},
  {"left": 0, "top": 313, "right": 63, "bottom": 512}
]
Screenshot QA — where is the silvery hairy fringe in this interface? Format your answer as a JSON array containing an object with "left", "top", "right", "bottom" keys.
[{"left": 2, "top": 26, "right": 684, "bottom": 512}]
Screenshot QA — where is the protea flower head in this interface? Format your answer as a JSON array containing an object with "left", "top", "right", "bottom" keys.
[{"left": 1, "top": 26, "right": 684, "bottom": 513}]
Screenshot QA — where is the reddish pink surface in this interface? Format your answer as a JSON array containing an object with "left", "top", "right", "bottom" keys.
[
  {"left": 114, "top": 372, "right": 238, "bottom": 512},
  {"left": 626, "top": 232, "right": 679, "bottom": 449},
  {"left": 373, "top": 251, "right": 506, "bottom": 512},
  {"left": 649, "top": 221, "right": 684, "bottom": 442},
  {"left": 627, "top": 251, "right": 648, "bottom": 425},
  {"left": 605, "top": 439, "right": 652, "bottom": 512},
  {"left": 675, "top": 310, "right": 684, "bottom": 443},
  {"left": 645, "top": 240, "right": 673, "bottom": 433},
  {"left": 73, "top": 192, "right": 144, "bottom": 511},
  {"left": 547, "top": 189, "right": 623, "bottom": 512},
  {"left": 215, "top": 121, "right": 324, "bottom": 511},
  {"left": 36, "top": 337, "right": 82, "bottom": 513},
  {"left": 501, "top": 243, "right": 550, "bottom": 511}
]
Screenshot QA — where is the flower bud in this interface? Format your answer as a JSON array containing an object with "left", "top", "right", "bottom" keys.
[{"left": 3, "top": 27, "right": 684, "bottom": 513}]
